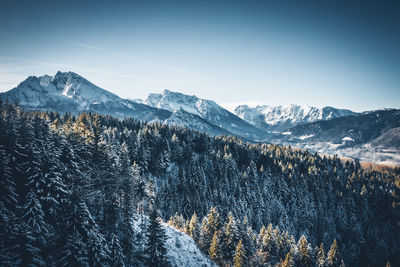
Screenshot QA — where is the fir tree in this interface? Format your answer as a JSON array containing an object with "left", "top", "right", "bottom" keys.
[
  {"left": 0, "top": 202, "right": 19, "bottom": 266},
  {"left": 327, "top": 239, "right": 340, "bottom": 267},
  {"left": 297, "top": 235, "right": 312, "bottom": 267},
  {"left": 1, "top": 104, "right": 399, "bottom": 266},
  {"left": 223, "top": 212, "right": 240, "bottom": 260},
  {"left": 188, "top": 212, "right": 200, "bottom": 242},
  {"left": 200, "top": 207, "right": 220, "bottom": 252},
  {"left": 18, "top": 191, "right": 47, "bottom": 266},
  {"left": 120, "top": 214, "right": 135, "bottom": 267},
  {"left": 60, "top": 233, "right": 89, "bottom": 267},
  {"left": 316, "top": 243, "right": 325, "bottom": 267},
  {"left": 110, "top": 233, "right": 125, "bottom": 267},
  {"left": 233, "top": 239, "right": 245, "bottom": 267},
  {"left": 144, "top": 209, "right": 169, "bottom": 267},
  {"left": 209, "top": 230, "right": 222, "bottom": 265},
  {"left": 282, "top": 249, "right": 293, "bottom": 267},
  {"left": 0, "top": 146, "right": 17, "bottom": 210},
  {"left": 86, "top": 228, "right": 109, "bottom": 267}
]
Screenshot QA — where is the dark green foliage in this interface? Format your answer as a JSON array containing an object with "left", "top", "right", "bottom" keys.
[
  {"left": 110, "top": 233, "right": 125, "bottom": 267},
  {"left": 144, "top": 209, "right": 169, "bottom": 267},
  {"left": 223, "top": 212, "right": 240, "bottom": 260},
  {"left": 0, "top": 103, "right": 399, "bottom": 266}
]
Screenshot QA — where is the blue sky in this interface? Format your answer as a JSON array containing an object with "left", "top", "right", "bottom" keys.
[{"left": 0, "top": 0, "right": 399, "bottom": 111}]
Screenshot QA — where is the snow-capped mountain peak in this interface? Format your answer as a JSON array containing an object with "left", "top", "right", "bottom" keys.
[
  {"left": 2, "top": 71, "right": 120, "bottom": 110},
  {"left": 145, "top": 90, "right": 268, "bottom": 141},
  {"left": 235, "top": 104, "right": 357, "bottom": 131},
  {"left": 52, "top": 71, "right": 120, "bottom": 105},
  {"left": 0, "top": 71, "right": 171, "bottom": 121},
  {"left": 146, "top": 89, "right": 221, "bottom": 118}
]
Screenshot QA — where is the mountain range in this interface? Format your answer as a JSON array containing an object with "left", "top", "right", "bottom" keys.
[
  {"left": 1, "top": 71, "right": 399, "bottom": 165},
  {"left": 1, "top": 72, "right": 400, "bottom": 266},
  {"left": 235, "top": 104, "right": 357, "bottom": 132}
]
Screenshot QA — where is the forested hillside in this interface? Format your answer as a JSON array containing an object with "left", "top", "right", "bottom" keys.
[{"left": 1, "top": 102, "right": 399, "bottom": 266}]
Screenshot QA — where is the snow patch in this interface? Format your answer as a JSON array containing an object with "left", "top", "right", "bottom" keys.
[
  {"left": 130, "top": 214, "right": 215, "bottom": 267},
  {"left": 298, "top": 134, "right": 314, "bottom": 140},
  {"left": 163, "top": 224, "right": 217, "bottom": 267},
  {"left": 342, "top": 137, "right": 354, "bottom": 142}
]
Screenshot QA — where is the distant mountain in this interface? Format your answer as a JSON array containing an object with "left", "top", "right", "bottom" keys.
[
  {"left": 2, "top": 71, "right": 399, "bottom": 164},
  {"left": 0, "top": 72, "right": 259, "bottom": 139},
  {"left": 370, "top": 127, "right": 400, "bottom": 149},
  {"left": 235, "top": 104, "right": 357, "bottom": 131},
  {"left": 0, "top": 71, "right": 171, "bottom": 121},
  {"left": 267, "top": 109, "right": 400, "bottom": 165},
  {"left": 145, "top": 90, "right": 267, "bottom": 141},
  {"left": 164, "top": 108, "right": 233, "bottom": 137}
]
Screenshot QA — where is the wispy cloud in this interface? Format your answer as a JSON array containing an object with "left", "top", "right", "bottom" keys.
[
  {"left": 0, "top": 65, "right": 32, "bottom": 73},
  {"left": 0, "top": 56, "right": 149, "bottom": 81},
  {"left": 64, "top": 40, "right": 201, "bottom": 76},
  {"left": 0, "top": 56, "right": 61, "bottom": 69}
]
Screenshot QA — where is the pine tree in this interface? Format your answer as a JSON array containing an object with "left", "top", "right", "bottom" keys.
[
  {"left": 1, "top": 103, "right": 400, "bottom": 266},
  {"left": 86, "top": 228, "right": 109, "bottom": 267},
  {"left": 281, "top": 248, "right": 293, "bottom": 267},
  {"left": 327, "top": 239, "right": 340, "bottom": 267},
  {"left": 0, "top": 146, "right": 17, "bottom": 210},
  {"left": 223, "top": 212, "right": 240, "bottom": 260},
  {"left": 132, "top": 162, "right": 147, "bottom": 247},
  {"left": 11, "top": 113, "right": 32, "bottom": 199},
  {"left": 200, "top": 207, "right": 220, "bottom": 252},
  {"left": 188, "top": 212, "right": 200, "bottom": 242},
  {"left": 0, "top": 201, "right": 19, "bottom": 266},
  {"left": 60, "top": 232, "right": 89, "bottom": 267},
  {"left": 316, "top": 243, "right": 325, "bottom": 267},
  {"left": 110, "top": 233, "right": 125, "bottom": 267},
  {"left": 209, "top": 230, "right": 222, "bottom": 265},
  {"left": 260, "top": 223, "right": 277, "bottom": 262},
  {"left": 60, "top": 198, "right": 105, "bottom": 267},
  {"left": 239, "top": 216, "right": 255, "bottom": 261},
  {"left": 27, "top": 124, "right": 70, "bottom": 225},
  {"left": 0, "top": 143, "right": 19, "bottom": 265},
  {"left": 233, "top": 239, "right": 244, "bottom": 267},
  {"left": 297, "top": 235, "right": 312, "bottom": 267},
  {"left": 144, "top": 209, "right": 169, "bottom": 267},
  {"left": 120, "top": 214, "right": 135, "bottom": 267},
  {"left": 17, "top": 190, "right": 48, "bottom": 266}
]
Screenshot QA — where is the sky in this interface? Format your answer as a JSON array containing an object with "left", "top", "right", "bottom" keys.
[{"left": 0, "top": 0, "right": 399, "bottom": 112}]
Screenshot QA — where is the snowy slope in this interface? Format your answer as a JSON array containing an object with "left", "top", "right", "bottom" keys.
[
  {"left": 235, "top": 104, "right": 357, "bottom": 132},
  {"left": 145, "top": 90, "right": 267, "bottom": 141},
  {"left": 266, "top": 109, "right": 400, "bottom": 165},
  {"left": 131, "top": 214, "right": 216, "bottom": 267},
  {"left": 163, "top": 224, "right": 217, "bottom": 267},
  {"left": 164, "top": 108, "right": 233, "bottom": 137},
  {"left": 0, "top": 71, "right": 171, "bottom": 121}
]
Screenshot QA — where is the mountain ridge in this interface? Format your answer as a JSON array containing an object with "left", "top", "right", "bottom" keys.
[
  {"left": 0, "top": 71, "right": 172, "bottom": 122},
  {"left": 145, "top": 89, "right": 268, "bottom": 141},
  {"left": 234, "top": 103, "right": 357, "bottom": 131},
  {"left": 0, "top": 72, "right": 267, "bottom": 140},
  {"left": 267, "top": 109, "right": 400, "bottom": 165},
  {"left": 1, "top": 71, "right": 399, "bottom": 165}
]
